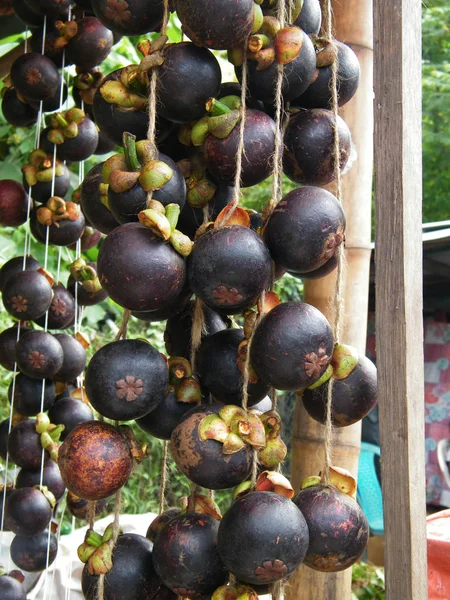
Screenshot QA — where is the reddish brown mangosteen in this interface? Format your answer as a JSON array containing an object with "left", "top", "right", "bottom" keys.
[
  {"left": 85, "top": 339, "right": 168, "bottom": 421},
  {"left": 152, "top": 513, "right": 227, "bottom": 597},
  {"left": 217, "top": 491, "right": 309, "bottom": 585},
  {"left": 56, "top": 17, "right": 114, "bottom": 72},
  {"left": 58, "top": 420, "right": 134, "bottom": 500},
  {"left": 8, "top": 373, "right": 55, "bottom": 416},
  {"left": 283, "top": 108, "right": 352, "bottom": 186},
  {"left": 204, "top": 109, "right": 277, "bottom": 187},
  {"left": 67, "top": 260, "right": 108, "bottom": 306},
  {"left": 41, "top": 109, "right": 99, "bottom": 162},
  {"left": 97, "top": 222, "right": 186, "bottom": 312},
  {"left": 2, "top": 270, "right": 53, "bottom": 321},
  {"left": 80, "top": 163, "right": 119, "bottom": 234},
  {"left": 22, "top": 149, "right": 70, "bottom": 205},
  {"left": 66, "top": 491, "right": 108, "bottom": 520},
  {"left": 0, "top": 180, "right": 29, "bottom": 227},
  {"left": 250, "top": 301, "right": 334, "bottom": 391},
  {"left": 12, "top": 0, "right": 44, "bottom": 26},
  {"left": 302, "top": 345, "right": 378, "bottom": 427},
  {"left": 48, "top": 397, "right": 94, "bottom": 440},
  {"left": 164, "top": 299, "right": 229, "bottom": 359},
  {"left": 53, "top": 333, "right": 87, "bottom": 382},
  {"left": 0, "top": 326, "right": 30, "bottom": 371},
  {"left": 157, "top": 43, "right": 221, "bottom": 124},
  {"left": 1, "top": 87, "right": 38, "bottom": 127},
  {"left": 263, "top": 186, "right": 346, "bottom": 274},
  {"left": 10, "top": 530, "right": 58, "bottom": 572},
  {"left": 16, "top": 459, "right": 65, "bottom": 501},
  {"left": 146, "top": 508, "right": 181, "bottom": 543},
  {"left": 34, "top": 284, "right": 76, "bottom": 330},
  {"left": 10, "top": 52, "right": 61, "bottom": 102},
  {"left": 293, "top": 0, "right": 322, "bottom": 34},
  {"left": 5, "top": 486, "right": 54, "bottom": 536},
  {"left": 7, "top": 419, "right": 52, "bottom": 470},
  {"left": 293, "top": 469, "right": 369, "bottom": 572},
  {"left": 25, "top": 0, "right": 70, "bottom": 18},
  {"left": 15, "top": 330, "right": 64, "bottom": 380},
  {"left": 91, "top": 0, "right": 163, "bottom": 35},
  {"left": 177, "top": 182, "right": 234, "bottom": 240},
  {"left": 188, "top": 224, "right": 272, "bottom": 315},
  {"left": 0, "top": 255, "right": 40, "bottom": 292},
  {"left": 82, "top": 533, "right": 174, "bottom": 600},
  {"left": 293, "top": 41, "right": 361, "bottom": 110},
  {"left": 197, "top": 329, "right": 270, "bottom": 407},
  {"left": 176, "top": 0, "right": 255, "bottom": 50},
  {"left": 170, "top": 404, "right": 254, "bottom": 489},
  {"left": 0, "top": 569, "right": 26, "bottom": 600}
]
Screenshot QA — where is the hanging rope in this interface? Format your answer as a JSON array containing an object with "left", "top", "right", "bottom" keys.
[{"left": 158, "top": 441, "right": 169, "bottom": 515}]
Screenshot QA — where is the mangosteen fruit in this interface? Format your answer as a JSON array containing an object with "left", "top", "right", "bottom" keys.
[
  {"left": 67, "top": 260, "right": 108, "bottom": 306},
  {"left": 0, "top": 419, "right": 10, "bottom": 460},
  {"left": 157, "top": 42, "right": 221, "bottom": 124},
  {"left": 146, "top": 508, "right": 181, "bottom": 542},
  {"left": 217, "top": 491, "right": 309, "bottom": 585},
  {"left": 22, "top": 149, "right": 71, "bottom": 205},
  {"left": 52, "top": 333, "right": 87, "bottom": 382},
  {"left": 2, "top": 270, "right": 53, "bottom": 321},
  {"left": 153, "top": 513, "right": 227, "bottom": 597},
  {"left": 15, "top": 330, "right": 64, "bottom": 380},
  {"left": 97, "top": 222, "right": 186, "bottom": 312},
  {"left": 10, "top": 52, "right": 61, "bottom": 102},
  {"left": 0, "top": 571, "right": 26, "bottom": 600},
  {"left": 80, "top": 163, "right": 119, "bottom": 234},
  {"left": 58, "top": 420, "right": 134, "bottom": 500},
  {"left": 188, "top": 225, "right": 272, "bottom": 314},
  {"left": 5, "top": 486, "right": 53, "bottom": 536},
  {"left": 250, "top": 301, "right": 334, "bottom": 391},
  {"left": 0, "top": 326, "right": 29, "bottom": 371},
  {"left": 30, "top": 23, "right": 68, "bottom": 69},
  {"left": 288, "top": 254, "right": 339, "bottom": 280},
  {"left": 263, "top": 186, "right": 345, "bottom": 274},
  {"left": 0, "top": 255, "right": 40, "bottom": 292},
  {"left": 0, "top": 179, "right": 29, "bottom": 228},
  {"left": 85, "top": 339, "right": 168, "bottom": 421},
  {"left": 10, "top": 530, "right": 58, "bottom": 572},
  {"left": 34, "top": 284, "right": 76, "bottom": 330},
  {"left": 293, "top": 0, "right": 321, "bottom": 35},
  {"left": 7, "top": 419, "right": 48, "bottom": 470},
  {"left": 136, "top": 387, "right": 198, "bottom": 440},
  {"left": 12, "top": 0, "right": 44, "bottom": 26},
  {"left": 16, "top": 459, "right": 65, "bottom": 501},
  {"left": 48, "top": 397, "right": 94, "bottom": 440},
  {"left": 1, "top": 87, "right": 38, "bottom": 127},
  {"left": 131, "top": 282, "right": 192, "bottom": 323},
  {"left": 91, "top": 0, "right": 163, "bottom": 35},
  {"left": 66, "top": 491, "right": 108, "bottom": 520},
  {"left": 95, "top": 130, "right": 116, "bottom": 155},
  {"left": 41, "top": 109, "right": 98, "bottom": 162},
  {"left": 25, "top": 0, "right": 70, "bottom": 18},
  {"left": 283, "top": 108, "right": 352, "bottom": 186},
  {"left": 69, "top": 226, "right": 102, "bottom": 253},
  {"left": 58, "top": 17, "right": 114, "bottom": 72},
  {"left": 177, "top": 182, "right": 234, "bottom": 240},
  {"left": 8, "top": 374, "right": 55, "bottom": 416}
]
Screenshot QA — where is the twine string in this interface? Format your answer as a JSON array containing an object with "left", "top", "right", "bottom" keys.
[{"left": 158, "top": 441, "right": 169, "bottom": 515}]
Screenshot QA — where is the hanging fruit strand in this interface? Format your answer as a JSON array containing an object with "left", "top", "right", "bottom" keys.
[
  {"left": 158, "top": 441, "right": 169, "bottom": 515},
  {"left": 190, "top": 297, "right": 206, "bottom": 371}
]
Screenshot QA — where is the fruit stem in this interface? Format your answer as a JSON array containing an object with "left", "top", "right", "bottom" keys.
[
  {"left": 122, "top": 132, "right": 141, "bottom": 172},
  {"left": 165, "top": 203, "right": 181, "bottom": 233},
  {"left": 55, "top": 113, "right": 69, "bottom": 129},
  {"left": 206, "top": 98, "right": 233, "bottom": 117}
]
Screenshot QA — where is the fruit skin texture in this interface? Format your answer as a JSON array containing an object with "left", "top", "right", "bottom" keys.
[
  {"left": 7, "top": 419, "right": 47, "bottom": 469},
  {"left": 8, "top": 373, "right": 55, "bottom": 416},
  {"left": 204, "top": 109, "right": 277, "bottom": 188},
  {"left": 283, "top": 108, "right": 351, "bottom": 186},
  {"left": 217, "top": 491, "right": 309, "bottom": 585},
  {"left": 2, "top": 270, "right": 52, "bottom": 321},
  {"left": 10, "top": 530, "right": 58, "bottom": 572},
  {"left": 152, "top": 513, "right": 227, "bottom": 598},
  {"left": 80, "top": 162, "right": 119, "bottom": 234},
  {"left": 2, "top": 87, "right": 38, "bottom": 127},
  {"left": 48, "top": 398, "right": 94, "bottom": 441},
  {"left": 65, "top": 17, "right": 114, "bottom": 71},
  {"left": 97, "top": 222, "right": 186, "bottom": 312},
  {"left": 171, "top": 404, "right": 253, "bottom": 490},
  {"left": 188, "top": 225, "right": 272, "bottom": 315},
  {"left": 58, "top": 420, "right": 134, "bottom": 501},
  {"left": 0, "top": 180, "right": 29, "bottom": 227},
  {"left": 263, "top": 186, "right": 346, "bottom": 274},
  {"left": 0, "top": 326, "right": 30, "bottom": 371},
  {"left": 35, "top": 210, "right": 86, "bottom": 247},
  {"left": 302, "top": 355, "right": 378, "bottom": 427},
  {"left": 91, "top": 0, "right": 163, "bottom": 36},
  {"left": 0, "top": 255, "right": 40, "bottom": 292},
  {"left": 176, "top": 0, "right": 254, "bottom": 50},
  {"left": 0, "top": 573, "right": 26, "bottom": 600},
  {"left": 15, "top": 330, "right": 64, "bottom": 380},
  {"left": 136, "top": 388, "right": 194, "bottom": 440},
  {"left": 34, "top": 284, "right": 75, "bottom": 330},
  {"left": 53, "top": 333, "right": 87, "bottom": 382},
  {"left": 196, "top": 328, "right": 270, "bottom": 407},
  {"left": 250, "top": 301, "right": 334, "bottom": 391},
  {"left": 10, "top": 52, "right": 61, "bottom": 102},
  {"left": 5, "top": 487, "right": 52, "bottom": 536},
  {"left": 16, "top": 459, "right": 65, "bottom": 501},
  {"left": 85, "top": 339, "right": 169, "bottom": 421},
  {"left": 146, "top": 508, "right": 181, "bottom": 542},
  {"left": 293, "top": 484, "right": 369, "bottom": 572}
]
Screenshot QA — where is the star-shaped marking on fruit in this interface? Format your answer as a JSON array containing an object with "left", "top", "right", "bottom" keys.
[
  {"left": 115, "top": 375, "right": 144, "bottom": 402},
  {"left": 254, "top": 559, "right": 288, "bottom": 582},
  {"left": 28, "top": 351, "right": 46, "bottom": 369},
  {"left": 11, "top": 295, "right": 28, "bottom": 313},
  {"left": 211, "top": 285, "right": 243, "bottom": 305},
  {"left": 304, "top": 346, "right": 330, "bottom": 378}
]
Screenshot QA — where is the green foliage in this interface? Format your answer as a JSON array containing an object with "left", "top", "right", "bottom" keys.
[{"left": 351, "top": 562, "right": 385, "bottom": 599}]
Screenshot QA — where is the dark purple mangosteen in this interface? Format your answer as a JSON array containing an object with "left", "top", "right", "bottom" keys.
[
  {"left": 7, "top": 419, "right": 48, "bottom": 469},
  {"left": 283, "top": 108, "right": 352, "bottom": 186},
  {"left": 34, "top": 284, "right": 76, "bottom": 330},
  {"left": 16, "top": 459, "right": 65, "bottom": 501},
  {"left": 293, "top": 482, "right": 369, "bottom": 572},
  {"left": 131, "top": 282, "right": 192, "bottom": 323},
  {"left": 91, "top": 0, "right": 163, "bottom": 35},
  {"left": 80, "top": 162, "right": 119, "bottom": 234},
  {"left": 0, "top": 179, "right": 29, "bottom": 228},
  {"left": 287, "top": 254, "right": 339, "bottom": 280},
  {"left": 53, "top": 333, "right": 87, "bottom": 382},
  {"left": 204, "top": 109, "right": 277, "bottom": 187},
  {"left": 2, "top": 270, "right": 53, "bottom": 321},
  {"left": 41, "top": 109, "right": 99, "bottom": 162},
  {"left": 5, "top": 487, "right": 53, "bottom": 536},
  {"left": 22, "top": 150, "right": 71, "bottom": 206},
  {"left": 157, "top": 126, "right": 190, "bottom": 162},
  {"left": 0, "top": 326, "right": 30, "bottom": 371},
  {"left": 1, "top": 88, "right": 38, "bottom": 127},
  {"left": 95, "top": 130, "right": 116, "bottom": 155},
  {"left": 10, "top": 530, "right": 58, "bottom": 572},
  {"left": 263, "top": 186, "right": 346, "bottom": 274},
  {"left": 85, "top": 338, "right": 168, "bottom": 421},
  {"left": 177, "top": 182, "right": 234, "bottom": 240},
  {"left": 293, "top": 41, "right": 361, "bottom": 110},
  {"left": 72, "top": 68, "right": 104, "bottom": 120},
  {"left": 8, "top": 373, "right": 55, "bottom": 416},
  {"left": 171, "top": 404, "right": 253, "bottom": 489},
  {"left": 30, "top": 23, "right": 69, "bottom": 69},
  {"left": 188, "top": 225, "right": 272, "bottom": 315},
  {"left": 197, "top": 329, "right": 270, "bottom": 407},
  {"left": 293, "top": 0, "right": 322, "bottom": 35},
  {"left": 136, "top": 387, "right": 198, "bottom": 440},
  {"left": 157, "top": 42, "right": 221, "bottom": 124},
  {"left": 0, "top": 570, "right": 26, "bottom": 600},
  {"left": 39, "top": 81, "right": 68, "bottom": 113},
  {"left": 10, "top": 52, "right": 61, "bottom": 102},
  {"left": 250, "top": 301, "right": 334, "bottom": 391},
  {"left": 0, "top": 255, "right": 40, "bottom": 292},
  {"left": 0, "top": 419, "right": 10, "bottom": 460},
  {"left": 153, "top": 513, "right": 227, "bottom": 597},
  {"left": 68, "top": 226, "right": 103, "bottom": 252},
  {"left": 217, "top": 491, "right": 309, "bottom": 585},
  {"left": 15, "top": 330, "right": 64, "bottom": 380},
  {"left": 66, "top": 491, "right": 108, "bottom": 520},
  {"left": 12, "top": 0, "right": 44, "bottom": 26},
  {"left": 164, "top": 299, "right": 229, "bottom": 359},
  {"left": 25, "top": 0, "right": 70, "bottom": 18},
  {"left": 176, "top": 0, "right": 254, "bottom": 50},
  {"left": 67, "top": 261, "right": 108, "bottom": 306},
  {"left": 97, "top": 222, "right": 186, "bottom": 312},
  {"left": 48, "top": 397, "right": 94, "bottom": 440},
  {"left": 63, "top": 17, "right": 114, "bottom": 72},
  {"left": 146, "top": 508, "right": 181, "bottom": 543}
]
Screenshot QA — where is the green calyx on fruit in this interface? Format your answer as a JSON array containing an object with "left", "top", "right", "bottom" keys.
[
  {"left": 258, "top": 411, "right": 287, "bottom": 468},
  {"left": 74, "top": 70, "right": 104, "bottom": 105},
  {"left": 69, "top": 258, "right": 103, "bottom": 294},
  {"left": 252, "top": 2, "right": 264, "bottom": 34},
  {"left": 167, "top": 356, "right": 201, "bottom": 404},
  {"left": 136, "top": 35, "right": 167, "bottom": 74},
  {"left": 199, "top": 406, "right": 266, "bottom": 454},
  {"left": 301, "top": 466, "right": 357, "bottom": 499},
  {"left": 256, "top": 471, "right": 294, "bottom": 499},
  {"left": 33, "top": 485, "right": 57, "bottom": 510},
  {"left": 36, "top": 413, "right": 64, "bottom": 461},
  {"left": 179, "top": 493, "right": 222, "bottom": 520},
  {"left": 138, "top": 200, "right": 193, "bottom": 257},
  {"left": 307, "top": 363, "right": 333, "bottom": 390},
  {"left": 233, "top": 480, "right": 253, "bottom": 499},
  {"left": 212, "top": 583, "right": 258, "bottom": 600},
  {"left": 274, "top": 26, "right": 304, "bottom": 65},
  {"left": 100, "top": 79, "right": 148, "bottom": 110},
  {"left": 54, "top": 19, "right": 78, "bottom": 49},
  {"left": 188, "top": 96, "right": 242, "bottom": 146},
  {"left": 78, "top": 523, "right": 122, "bottom": 575},
  {"left": 22, "top": 150, "right": 65, "bottom": 186},
  {"left": 312, "top": 36, "right": 338, "bottom": 68},
  {"left": 186, "top": 177, "right": 217, "bottom": 208},
  {"left": 47, "top": 108, "right": 86, "bottom": 144},
  {"left": 331, "top": 344, "right": 359, "bottom": 380},
  {"left": 37, "top": 197, "right": 81, "bottom": 227}
]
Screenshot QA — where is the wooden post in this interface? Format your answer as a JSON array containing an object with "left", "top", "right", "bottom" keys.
[
  {"left": 373, "top": 0, "right": 428, "bottom": 598},
  {"left": 286, "top": 0, "right": 374, "bottom": 599}
]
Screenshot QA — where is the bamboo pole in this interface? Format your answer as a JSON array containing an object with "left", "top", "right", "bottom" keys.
[{"left": 286, "top": 1, "right": 374, "bottom": 599}]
